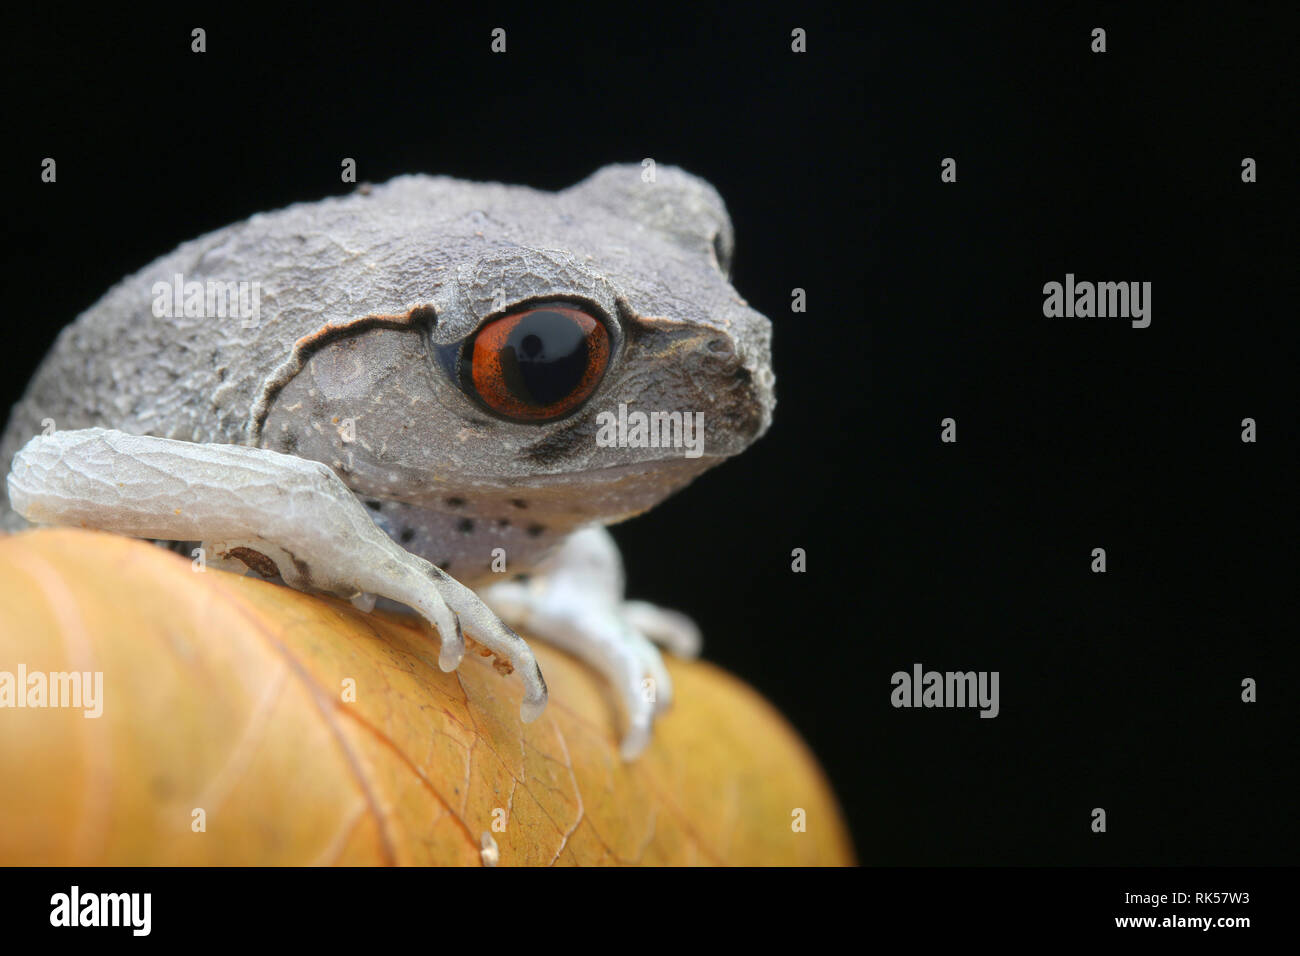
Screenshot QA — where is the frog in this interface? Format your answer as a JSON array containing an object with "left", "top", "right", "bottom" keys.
[{"left": 0, "top": 163, "right": 775, "bottom": 758}]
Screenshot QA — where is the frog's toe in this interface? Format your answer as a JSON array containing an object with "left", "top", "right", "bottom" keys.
[
  {"left": 480, "top": 576, "right": 672, "bottom": 758},
  {"left": 349, "top": 591, "right": 378, "bottom": 613},
  {"left": 622, "top": 600, "right": 702, "bottom": 659},
  {"left": 432, "top": 605, "right": 465, "bottom": 673}
]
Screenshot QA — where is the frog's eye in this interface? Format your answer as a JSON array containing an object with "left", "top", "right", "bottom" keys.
[{"left": 460, "top": 301, "right": 611, "bottom": 422}]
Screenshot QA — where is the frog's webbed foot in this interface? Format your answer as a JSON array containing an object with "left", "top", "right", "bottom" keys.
[
  {"left": 4, "top": 427, "right": 547, "bottom": 722},
  {"left": 481, "top": 525, "right": 701, "bottom": 760}
]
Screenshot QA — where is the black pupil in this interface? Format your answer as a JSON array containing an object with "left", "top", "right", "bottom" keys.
[{"left": 500, "top": 310, "right": 588, "bottom": 406}]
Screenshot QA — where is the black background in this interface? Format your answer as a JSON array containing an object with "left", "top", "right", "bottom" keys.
[{"left": 2, "top": 5, "right": 1294, "bottom": 866}]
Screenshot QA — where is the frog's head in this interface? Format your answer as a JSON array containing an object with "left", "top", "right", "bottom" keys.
[{"left": 259, "top": 164, "right": 774, "bottom": 532}]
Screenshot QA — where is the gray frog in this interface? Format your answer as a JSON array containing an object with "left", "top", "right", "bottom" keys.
[{"left": 0, "top": 163, "right": 775, "bottom": 758}]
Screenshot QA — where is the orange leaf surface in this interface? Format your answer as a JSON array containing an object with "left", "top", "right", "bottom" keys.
[{"left": 0, "top": 528, "right": 853, "bottom": 866}]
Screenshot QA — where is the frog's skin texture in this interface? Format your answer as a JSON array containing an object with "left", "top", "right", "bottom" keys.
[{"left": 0, "top": 164, "right": 775, "bottom": 758}]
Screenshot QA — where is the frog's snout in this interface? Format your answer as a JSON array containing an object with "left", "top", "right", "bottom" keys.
[
  {"left": 620, "top": 308, "right": 774, "bottom": 452},
  {"left": 695, "top": 328, "right": 775, "bottom": 449}
]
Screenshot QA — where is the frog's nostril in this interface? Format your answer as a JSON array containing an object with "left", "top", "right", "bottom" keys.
[{"left": 706, "top": 337, "right": 733, "bottom": 356}]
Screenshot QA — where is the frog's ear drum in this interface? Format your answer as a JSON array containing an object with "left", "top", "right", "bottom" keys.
[{"left": 458, "top": 300, "right": 611, "bottom": 423}]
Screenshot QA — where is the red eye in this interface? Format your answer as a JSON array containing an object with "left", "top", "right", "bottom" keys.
[{"left": 460, "top": 301, "right": 611, "bottom": 422}]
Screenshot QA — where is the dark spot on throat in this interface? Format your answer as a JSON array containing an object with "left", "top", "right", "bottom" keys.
[
  {"left": 511, "top": 498, "right": 528, "bottom": 509},
  {"left": 399, "top": 528, "right": 415, "bottom": 544},
  {"left": 526, "top": 524, "right": 546, "bottom": 538},
  {"left": 457, "top": 518, "right": 475, "bottom": 534},
  {"left": 446, "top": 496, "right": 465, "bottom": 508}
]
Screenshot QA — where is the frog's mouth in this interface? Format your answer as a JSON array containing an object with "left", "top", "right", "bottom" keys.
[
  {"left": 507, "top": 454, "right": 720, "bottom": 526},
  {"left": 551, "top": 451, "right": 718, "bottom": 481},
  {"left": 400, "top": 454, "right": 722, "bottom": 526}
]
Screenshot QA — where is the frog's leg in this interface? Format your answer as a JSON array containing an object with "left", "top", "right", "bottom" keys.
[
  {"left": 5, "top": 427, "right": 547, "bottom": 722},
  {"left": 481, "top": 525, "right": 701, "bottom": 760}
]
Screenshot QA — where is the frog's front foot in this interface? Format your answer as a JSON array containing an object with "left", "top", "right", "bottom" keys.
[
  {"left": 4, "top": 428, "right": 548, "bottom": 722},
  {"left": 482, "top": 525, "right": 701, "bottom": 760}
]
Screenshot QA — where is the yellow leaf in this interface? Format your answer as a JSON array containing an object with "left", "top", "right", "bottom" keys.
[{"left": 0, "top": 528, "right": 853, "bottom": 865}]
